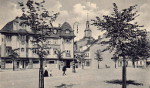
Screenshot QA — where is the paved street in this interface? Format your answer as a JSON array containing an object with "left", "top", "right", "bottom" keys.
[{"left": 0, "top": 67, "right": 150, "bottom": 88}]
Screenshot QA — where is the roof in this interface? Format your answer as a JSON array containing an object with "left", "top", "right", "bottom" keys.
[
  {"left": 0, "top": 21, "right": 14, "bottom": 33},
  {"left": 0, "top": 18, "right": 75, "bottom": 38},
  {"left": 61, "top": 22, "right": 73, "bottom": 31},
  {"left": 82, "top": 38, "right": 102, "bottom": 53},
  {"left": 17, "top": 29, "right": 28, "bottom": 34}
]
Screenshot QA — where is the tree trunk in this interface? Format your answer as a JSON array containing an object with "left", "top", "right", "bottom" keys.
[
  {"left": 82, "top": 61, "right": 84, "bottom": 69},
  {"left": 132, "top": 61, "right": 135, "bottom": 68},
  {"left": 58, "top": 60, "right": 61, "bottom": 70},
  {"left": 13, "top": 59, "right": 15, "bottom": 71},
  {"left": 115, "top": 62, "right": 116, "bottom": 68},
  {"left": 98, "top": 61, "right": 99, "bottom": 69},
  {"left": 122, "top": 57, "right": 126, "bottom": 88},
  {"left": 39, "top": 57, "right": 44, "bottom": 88},
  {"left": 136, "top": 61, "right": 138, "bottom": 68},
  {"left": 146, "top": 58, "right": 148, "bottom": 67}
]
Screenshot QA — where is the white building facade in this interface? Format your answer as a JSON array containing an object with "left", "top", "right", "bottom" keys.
[{"left": 0, "top": 17, "right": 75, "bottom": 69}]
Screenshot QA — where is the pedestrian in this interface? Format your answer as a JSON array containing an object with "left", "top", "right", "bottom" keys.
[
  {"left": 62, "top": 66, "right": 67, "bottom": 76},
  {"left": 44, "top": 65, "right": 49, "bottom": 77},
  {"left": 49, "top": 70, "right": 53, "bottom": 77},
  {"left": 0, "top": 65, "right": 1, "bottom": 72}
]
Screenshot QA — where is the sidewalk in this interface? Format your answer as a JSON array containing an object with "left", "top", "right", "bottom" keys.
[{"left": 0, "top": 67, "right": 150, "bottom": 88}]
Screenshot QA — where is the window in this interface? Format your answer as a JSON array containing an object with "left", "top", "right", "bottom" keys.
[
  {"left": 6, "top": 35, "right": 11, "bottom": 42},
  {"left": 47, "top": 50, "right": 50, "bottom": 54},
  {"left": 85, "top": 53, "right": 89, "bottom": 57},
  {"left": 18, "top": 35, "right": 26, "bottom": 45},
  {"left": 6, "top": 47, "right": 11, "bottom": 54},
  {"left": 66, "top": 50, "right": 71, "bottom": 57},
  {"left": 65, "top": 29, "right": 70, "bottom": 34},
  {"left": 49, "top": 61, "right": 55, "bottom": 64},
  {"left": 53, "top": 39, "right": 59, "bottom": 44},
  {"left": 21, "top": 48, "right": 24, "bottom": 52},
  {"left": 53, "top": 49, "right": 57, "bottom": 54},
  {"left": 6, "top": 61, "right": 12, "bottom": 63},
  {"left": 65, "top": 39, "right": 71, "bottom": 43},
  {"left": 53, "top": 29, "right": 57, "bottom": 34},
  {"left": 33, "top": 61, "right": 39, "bottom": 64},
  {"left": 32, "top": 49, "right": 37, "bottom": 54}
]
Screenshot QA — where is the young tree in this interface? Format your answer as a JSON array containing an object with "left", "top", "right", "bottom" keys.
[
  {"left": 55, "top": 50, "right": 65, "bottom": 70},
  {"left": 111, "top": 54, "right": 118, "bottom": 68},
  {"left": 8, "top": 49, "right": 19, "bottom": 71},
  {"left": 18, "top": 0, "right": 59, "bottom": 88},
  {"left": 128, "top": 31, "right": 150, "bottom": 68},
  {"left": 95, "top": 50, "right": 103, "bottom": 69},
  {"left": 75, "top": 53, "right": 85, "bottom": 69},
  {"left": 92, "top": 3, "right": 144, "bottom": 88}
]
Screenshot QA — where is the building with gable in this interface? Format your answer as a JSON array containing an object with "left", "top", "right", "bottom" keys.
[{"left": 0, "top": 17, "right": 75, "bottom": 69}]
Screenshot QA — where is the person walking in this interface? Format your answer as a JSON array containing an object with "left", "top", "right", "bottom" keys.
[{"left": 62, "top": 66, "right": 67, "bottom": 76}]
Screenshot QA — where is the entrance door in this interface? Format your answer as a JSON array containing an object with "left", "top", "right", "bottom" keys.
[
  {"left": 17, "top": 62, "right": 19, "bottom": 68},
  {"left": 66, "top": 60, "right": 70, "bottom": 68}
]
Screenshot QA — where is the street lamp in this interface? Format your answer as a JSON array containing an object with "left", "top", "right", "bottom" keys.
[{"left": 72, "top": 22, "right": 79, "bottom": 73}]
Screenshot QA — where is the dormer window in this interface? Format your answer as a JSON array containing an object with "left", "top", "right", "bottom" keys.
[
  {"left": 65, "top": 29, "right": 70, "bottom": 34},
  {"left": 53, "top": 29, "right": 57, "bottom": 34}
]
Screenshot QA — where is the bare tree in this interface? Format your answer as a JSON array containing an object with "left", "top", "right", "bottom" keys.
[
  {"left": 55, "top": 50, "right": 65, "bottom": 70},
  {"left": 8, "top": 49, "right": 19, "bottom": 71},
  {"left": 111, "top": 54, "right": 119, "bottom": 68},
  {"left": 95, "top": 50, "right": 103, "bottom": 69}
]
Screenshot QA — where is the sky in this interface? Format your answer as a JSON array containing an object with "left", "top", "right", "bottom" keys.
[{"left": 0, "top": 0, "right": 150, "bottom": 40}]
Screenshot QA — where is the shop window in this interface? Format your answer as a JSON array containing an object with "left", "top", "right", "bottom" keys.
[
  {"left": 6, "top": 61, "right": 12, "bottom": 63},
  {"left": 33, "top": 61, "right": 39, "bottom": 64},
  {"left": 49, "top": 61, "right": 55, "bottom": 64}
]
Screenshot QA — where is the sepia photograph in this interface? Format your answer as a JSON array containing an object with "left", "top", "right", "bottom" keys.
[{"left": 0, "top": 0, "right": 150, "bottom": 88}]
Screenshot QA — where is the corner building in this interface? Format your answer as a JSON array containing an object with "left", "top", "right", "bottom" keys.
[{"left": 0, "top": 17, "right": 74, "bottom": 69}]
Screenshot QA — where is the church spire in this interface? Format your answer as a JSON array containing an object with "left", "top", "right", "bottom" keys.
[
  {"left": 86, "top": 13, "right": 90, "bottom": 29},
  {"left": 84, "top": 13, "right": 92, "bottom": 38}
]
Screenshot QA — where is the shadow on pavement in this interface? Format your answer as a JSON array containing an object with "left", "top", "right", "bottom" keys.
[
  {"left": 55, "top": 83, "right": 75, "bottom": 88},
  {"left": 105, "top": 80, "right": 143, "bottom": 86}
]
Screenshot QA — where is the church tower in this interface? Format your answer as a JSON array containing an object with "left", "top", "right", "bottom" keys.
[{"left": 84, "top": 14, "right": 92, "bottom": 38}]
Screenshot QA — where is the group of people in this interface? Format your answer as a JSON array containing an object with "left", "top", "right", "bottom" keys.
[{"left": 43, "top": 65, "right": 67, "bottom": 77}]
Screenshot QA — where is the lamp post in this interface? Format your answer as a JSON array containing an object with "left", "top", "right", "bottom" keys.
[{"left": 72, "top": 22, "right": 79, "bottom": 73}]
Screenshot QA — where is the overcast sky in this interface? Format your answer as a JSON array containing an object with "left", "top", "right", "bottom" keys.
[{"left": 0, "top": 0, "right": 150, "bottom": 40}]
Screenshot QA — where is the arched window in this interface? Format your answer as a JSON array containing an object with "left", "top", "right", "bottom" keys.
[
  {"left": 53, "top": 29, "right": 57, "bottom": 34},
  {"left": 65, "top": 29, "right": 70, "bottom": 34}
]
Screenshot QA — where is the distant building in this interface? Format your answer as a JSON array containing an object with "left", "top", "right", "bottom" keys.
[
  {"left": 75, "top": 20, "right": 150, "bottom": 68},
  {"left": 74, "top": 20, "right": 95, "bottom": 67},
  {"left": 0, "top": 17, "right": 75, "bottom": 69}
]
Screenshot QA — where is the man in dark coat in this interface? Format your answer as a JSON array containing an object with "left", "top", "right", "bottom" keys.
[{"left": 62, "top": 66, "right": 67, "bottom": 76}]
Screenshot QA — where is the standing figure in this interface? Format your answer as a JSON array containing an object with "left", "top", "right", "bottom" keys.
[
  {"left": 44, "top": 65, "right": 49, "bottom": 77},
  {"left": 49, "top": 70, "right": 53, "bottom": 77},
  {"left": 62, "top": 66, "right": 67, "bottom": 76}
]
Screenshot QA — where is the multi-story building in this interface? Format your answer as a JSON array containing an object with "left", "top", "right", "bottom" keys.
[{"left": 0, "top": 17, "right": 75, "bottom": 69}]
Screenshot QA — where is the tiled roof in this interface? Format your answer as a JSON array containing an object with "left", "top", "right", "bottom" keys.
[
  {"left": 61, "top": 22, "right": 73, "bottom": 31},
  {"left": 0, "top": 21, "right": 13, "bottom": 33},
  {"left": 0, "top": 18, "right": 75, "bottom": 38},
  {"left": 17, "top": 29, "right": 28, "bottom": 34}
]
